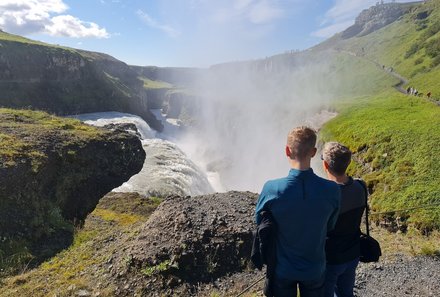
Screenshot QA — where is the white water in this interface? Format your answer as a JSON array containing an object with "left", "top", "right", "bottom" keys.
[
  {"left": 71, "top": 109, "right": 335, "bottom": 196},
  {"left": 71, "top": 112, "right": 215, "bottom": 197},
  {"left": 150, "top": 109, "right": 226, "bottom": 192}
]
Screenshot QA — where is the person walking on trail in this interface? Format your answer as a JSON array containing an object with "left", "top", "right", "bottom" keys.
[
  {"left": 321, "top": 142, "right": 367, "bottom": 297},
  {"left": 427, "top": 91, "right": 432, "bottom": 99},
  {"left": 255, "top": 126, "right": 340, "bottom": 297},
  {"left": 406, "top": 87, "right": 411, "bottom": 95}
]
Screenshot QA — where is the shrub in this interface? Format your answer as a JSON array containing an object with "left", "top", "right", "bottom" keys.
[
  {"left": 425, "top": 38, "right": 440, "bottom": 58},
  {"left": 420, "top": 243, "right": 440, "bottom": 256},
  {"left": 415, "top": 18, "right": 428, "bottom": 31},
  {"left": 410, "top": 66, "right": 427, "bottom": 78},
  {"left": 421, "top": 21, "right": 440, "bottom": 39},
  {"left": 431, "top": 55, "right": 440, "bottom": 68},
  {"left": 405, "top": 43, "right": 420, "bottom": 58},
  {"left": 414, "top": 57, "right": 424, "bottom": 65}
]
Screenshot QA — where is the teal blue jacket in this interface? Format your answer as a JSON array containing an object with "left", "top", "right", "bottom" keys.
[{"left": 256, "top": 168, "right": 340, "bottom": 281}]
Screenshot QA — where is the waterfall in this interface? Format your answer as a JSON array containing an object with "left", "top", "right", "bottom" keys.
[{"left": 71, "top": 112, "right": 214, "bottom": 197}]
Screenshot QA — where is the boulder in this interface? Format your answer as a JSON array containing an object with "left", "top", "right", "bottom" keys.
[{"left": 111, "top": 191, "right": 258, "bottom": 296}]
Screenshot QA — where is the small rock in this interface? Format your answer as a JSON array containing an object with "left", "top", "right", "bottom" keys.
[{"left": 76, "top": 289, "right": 91, "bottom": 297}]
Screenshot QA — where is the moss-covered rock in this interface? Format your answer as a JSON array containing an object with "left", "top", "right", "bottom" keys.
[{"left": 0, "top": 108, "right": 145, "bottom": 274}]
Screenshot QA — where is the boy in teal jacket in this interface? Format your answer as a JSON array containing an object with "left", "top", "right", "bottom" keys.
[{"left": 256, "top": 126, "right": 340, "bottom": 297}]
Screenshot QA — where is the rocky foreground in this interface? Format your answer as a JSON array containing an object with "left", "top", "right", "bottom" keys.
[
  {"left": 96, "top": 192, "right": 440, "bottom": 297},
  {"left": 1, "top": 190, "right": 439, "bottom": 296},
  {"left": 62, "top": 192, "right": 440, "bottom": 296},
  {"left": 108, "top": 191, "right": 257, "bottom": 296}
]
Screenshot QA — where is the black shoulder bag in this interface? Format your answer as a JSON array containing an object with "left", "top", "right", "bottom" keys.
[{"left": 358, "top": 180, "right": 382, "bottom": 263}]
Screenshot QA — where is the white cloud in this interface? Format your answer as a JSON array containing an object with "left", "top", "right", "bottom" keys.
[
  {"left": 46, "top": 15, "right": 109, "bottom": 38},
  {"left": 136, "top": 9, "right": 179, "bottom": 38},
  {"left": 0, "top": 0, "right": 109, "bottom": 38},
  {"left": 313, "top": 0, "right": 416, "bottom": 39}
]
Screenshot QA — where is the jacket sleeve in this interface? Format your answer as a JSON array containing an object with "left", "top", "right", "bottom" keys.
[
  {"left": 327, "top": 186, "right": 341, "bottom": 232},
  {"left": 255, "top": 182, "right": 271, "bottom": 224}
]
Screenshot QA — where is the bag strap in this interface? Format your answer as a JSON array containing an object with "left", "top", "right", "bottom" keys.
[{"left": 357, "top": 179, "right": 370, "bottom": 236}]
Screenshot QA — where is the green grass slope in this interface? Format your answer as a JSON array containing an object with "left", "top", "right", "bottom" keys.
[
  {"left": 317, "top": 1, "right": 440, "bottom": 231},
  {"left": 320, "top": 92, "right": 440, "bottom": 231},
  {"left": 0, "top": 108, "right": 102, "bottom": 168},
  {"left": 327, "top": 52, "right": 400, "bottom": 97},
  {"left": 332, "top": 0, "right": 440, "bottom": 96}
]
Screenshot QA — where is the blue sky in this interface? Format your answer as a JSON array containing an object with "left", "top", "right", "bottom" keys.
[{"left": 0, "top": 0, "right": 415, "bottom": 67}]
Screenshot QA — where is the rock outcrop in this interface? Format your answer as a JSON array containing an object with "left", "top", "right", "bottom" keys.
[
  {"left": 109, "top": 191, "right": 257, "bottom": 296},
  {"left": 342, "top": 2, "right": 411, "bottom": 39},
  {"left": 0, "top": 108, "right": 145, "bottom": 270},
  {"left": 130, "top": 65, "right": 204, "bottom": 87}
]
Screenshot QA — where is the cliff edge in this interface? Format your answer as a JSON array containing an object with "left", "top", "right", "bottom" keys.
[{"left": 0, "top": 108, "right": 145, "bottom": 274}]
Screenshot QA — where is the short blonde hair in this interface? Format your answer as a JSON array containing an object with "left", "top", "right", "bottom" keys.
[
  {"left": 322, "top": 142, "right": 352, "bottom": 175},
  {"left": 287, "top": 126, "right": 317, "bottom": 160}
]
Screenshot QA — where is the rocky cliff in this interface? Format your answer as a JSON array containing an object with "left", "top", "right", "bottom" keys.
[
  {"left": 0, "top": 31, "right": 163, "bottom": 131},
  {"left": 341, "top": 2, "right": 414, "bottom": 39},
  {"left": 130, "top": 65, "right": 204, "bottom": 87},
  {"left": 0, "top": 108, "right": 145, "bottom": 274}
]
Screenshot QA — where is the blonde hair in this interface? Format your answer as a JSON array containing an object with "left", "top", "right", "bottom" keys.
[
  {"left": 322, "top": 142, "right": 352, "bottom": 175},
  {"left": 287, "top": 126, "right": 317, "bottom": 160}
]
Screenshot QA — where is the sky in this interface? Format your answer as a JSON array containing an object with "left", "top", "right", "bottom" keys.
[{"left": 0, "top": 0, "right": 416, "bottom": 67}]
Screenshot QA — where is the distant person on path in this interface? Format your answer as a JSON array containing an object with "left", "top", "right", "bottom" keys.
[
  {"left": 321, "top": 142, "right": 367, "bottom": 297},
  {"left": 414, "top": 89, "right": 418, "bottom": 96},
  {"left": 406, "top": 87, "right": 411, "bottom": 94},
  {"left": 427, "top": 91, "right": 432, "bottom": 99},
  {"left": 255, "top": 126, "right": 340, "bottom": 297}
]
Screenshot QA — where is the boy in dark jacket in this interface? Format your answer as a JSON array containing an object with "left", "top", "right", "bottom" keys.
[{"left": 322, "top": 142, "right": 366, "bottom": 297}]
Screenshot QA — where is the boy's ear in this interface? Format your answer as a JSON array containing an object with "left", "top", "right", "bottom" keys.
[
  {"left": 285, "top": 146, "right": 291, "bottom": 158},
  {"left": 323, "top": 160, "right": 330, "bottom": 170},
  {"left": 310, "top": 147, "right": 317, "bottom": 157}
]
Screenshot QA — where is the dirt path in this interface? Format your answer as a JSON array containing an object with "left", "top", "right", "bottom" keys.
[
  {"left": 196, "top": 254, "right": 440, "bottom": 297},
  {"left": 355, "top": 255, "right": 440, "bottom": 297},
  {"left": 336, "top": 49, "right": 439, "bottom": 105}
]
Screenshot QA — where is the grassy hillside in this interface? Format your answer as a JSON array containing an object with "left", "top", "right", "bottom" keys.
[
  {"left": 331, "top": 0, "right": 440, "bottom": 96},
  {"left": 320, "top": 92, "right": 440, "bottom": 231},
  {"left": 0, "top": 31, "right": 72, "bottom": 49},
  {"left": 317, "top": 1, "right": 440, "bottom": 231},
  {"left": 138, "top": 76, "right": 173, "bottom": 89},
  {"left": 326, "top": 52, "right": 400, "bottom": 97}
]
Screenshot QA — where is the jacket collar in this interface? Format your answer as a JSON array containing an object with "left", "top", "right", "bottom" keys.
[{"left": 288, "top": 168, "right": 314, "bottom": 178}]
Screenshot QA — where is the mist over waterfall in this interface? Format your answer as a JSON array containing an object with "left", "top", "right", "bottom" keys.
[
  {"left": 72, "top": 51, "right": 341, "bottom": 195},
  {"left": 72, "top": 112, "right": 214, "bottom": 197},
  {"left": 169, "top": 52, "right": 340, "bottom": 192}
]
